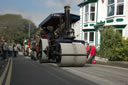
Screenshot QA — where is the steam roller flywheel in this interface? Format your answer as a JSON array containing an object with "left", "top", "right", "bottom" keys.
[{"left": 57, "top": 43, "right": 87, "bottom": 67}]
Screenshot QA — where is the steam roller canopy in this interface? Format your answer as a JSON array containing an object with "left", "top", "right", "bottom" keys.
[{"left": 58, "top": 43, "right": 87, "bottom": 67}]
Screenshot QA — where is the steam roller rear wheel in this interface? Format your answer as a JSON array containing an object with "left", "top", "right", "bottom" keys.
[
  {"left": 57, "top": 43, "right": 87, "bottom": 67},
  {"left": 38, "top": 39, "right": 49, "bottom": 63}
]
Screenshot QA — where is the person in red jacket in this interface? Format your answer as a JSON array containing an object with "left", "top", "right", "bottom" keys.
[
  {"left": 88, "top": 45, "right": 96, "bottom": 63},
  {"left": 27, "top": 41, "right": 30, "bottom": 55}
]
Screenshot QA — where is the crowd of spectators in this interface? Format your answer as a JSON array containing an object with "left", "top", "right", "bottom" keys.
[{"left": 0, "top": 37, "right": 19, "bottom": 60}]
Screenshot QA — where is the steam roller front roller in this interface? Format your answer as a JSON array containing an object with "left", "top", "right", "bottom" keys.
[{"left": 57, "top": 43, "right": 87, "bottom": 67}]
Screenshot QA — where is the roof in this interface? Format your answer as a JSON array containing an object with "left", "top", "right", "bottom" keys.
[
  {"left": 78, "top": 0, "right": 98, "bottom": 7},
  {"left": 39, "top": 13, "right": 80, "bottom": 27}
]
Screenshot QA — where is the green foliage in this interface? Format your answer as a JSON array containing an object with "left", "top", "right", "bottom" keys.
[
  {"left": 0, "top": 14, "right": 37, "bottom": 44},
  {"left": 98, "top": 26, "right": 128, "bottom": 61}
]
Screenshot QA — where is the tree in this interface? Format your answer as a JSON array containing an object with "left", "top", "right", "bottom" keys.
[
  {"left": 98, "top": 26, "right": 126, "bottom": 61},
  {"left": 0, "top": 14, "right": 37, "bottom": 44}
]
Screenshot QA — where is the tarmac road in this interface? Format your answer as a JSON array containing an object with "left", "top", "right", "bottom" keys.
[
  {"left": 10, "top": 54, "right": 98, "bottom": 85},
  {"left": 62, "top": 63, "right": 128, "bottom": 85},
  {"left": 6, "top": 53, "right": 128, "bottom": 85}
]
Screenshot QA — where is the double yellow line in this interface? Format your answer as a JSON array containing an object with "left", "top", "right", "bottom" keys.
[{"left": 0, "top": 57, "right": 13, "bottom": 85}]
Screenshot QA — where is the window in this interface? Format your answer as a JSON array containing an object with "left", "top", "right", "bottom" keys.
[
  {"left": 107, "top": 0, "right": 124, "bottom": 16},
  {"left": 89, "top": 32, "right": 94, "bottom": 41},
  {"left": 107, "top": 0, "right": 115, "bottom": 16},
  {"left": 117, "top": 0, "right": 124, "bottom": 15},
  {"left": 117, "top": 30, "right": 122, "bottom": 36},
  {"left": 85, "top": 3, "right": 96, "bottom": 22},
  {"left": 85, "top": 5, "right": 89, "bottom": 21},
  {"left": 90, "top": 3, "right": 95, "bottom": 21},
  {"left": 84, "top": 32, "right": 88, "bottom": 41}
]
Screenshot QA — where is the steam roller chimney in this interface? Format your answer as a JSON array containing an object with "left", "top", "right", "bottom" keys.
[{"left": 64, "top": 6, "right": 71, "bottom": 30}]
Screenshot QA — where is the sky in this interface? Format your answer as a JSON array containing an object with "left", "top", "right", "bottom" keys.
[{"left": 0, "top": 0, "right": 83, "bottom": 26}]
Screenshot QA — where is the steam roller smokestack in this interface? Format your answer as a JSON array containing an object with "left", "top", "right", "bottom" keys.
[{"left": 64, "top": 6, "right": 71, "bottom": 30}]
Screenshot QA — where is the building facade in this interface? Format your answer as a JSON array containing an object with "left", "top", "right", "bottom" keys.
[
  {"left": 72, "top": 20, "right": 81, "bottom": 40},
  {"left": 78, "top": 0, "right": 127, "bottom": 48}
]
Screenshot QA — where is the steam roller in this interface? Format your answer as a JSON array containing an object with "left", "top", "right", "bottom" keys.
[{"left": 38, "top": 6, "right": 87, "bottom": 67}]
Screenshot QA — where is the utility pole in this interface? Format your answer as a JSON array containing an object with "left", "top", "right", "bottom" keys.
[{"left": 27, "top": 16, "right": 32, "bottom": 39}]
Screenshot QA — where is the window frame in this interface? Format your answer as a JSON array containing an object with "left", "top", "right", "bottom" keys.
[
  {"left": 107, "top": 0, "right": 124, "bottom": 17},
  {"left": 90, "top": 3, "right": 96, "bottom": 21},
  {"left": 84, "top": 3, "right": 96, "bottom": 22},
  {"left": 116, "top": 0, "right": 124, "bottom": 15},
  {"left": 84, "top": 32, "right": 88, "bottom": 41},
  {"left": 85, "top": 5, "right": 89, "bottom": 22},
  {"left": 89, "top": 32, "right": 94, "bottom": 42},
  {"left": 107, "top": 0, "right": 115, "bottom": 16},
  {"left": 116, "top": 29, "right": 123, "bottom": 36}
]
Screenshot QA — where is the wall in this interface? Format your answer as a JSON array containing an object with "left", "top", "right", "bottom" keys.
[{"left": 72, "top": 20, "right": 81, "bottom": 40}]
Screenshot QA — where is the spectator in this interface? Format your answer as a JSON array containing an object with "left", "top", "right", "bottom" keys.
[
  {"left": 0, "top": 44, "right": 2, "bottom": 58},
  {"left": 36, "top": 34, "right": 40, "bottom": 56},
  {"left": 3, "top": 41, "right": 8, "bottom": 59},
  {"left": 13, "top": 45, "right": 18, "bottom": 57},
  {"left": 86, "top": 43, "right": 90, "bottom": 58},
  {"left": 0, "top": 38, "right": 2, "bottom": 58},
  {"left": 8, "top": 45, "right": 13, "bottom": 57},
  {"left": 88, "top": 45, "right": 96, "bottom": 64},
  {"left": 27, "top": 41, "right": 30, "bottom": 56}
]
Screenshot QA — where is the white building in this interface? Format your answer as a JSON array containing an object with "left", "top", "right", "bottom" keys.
[
  {"left": 78, "top": 0, "right": 127, "bottom": 47},
  {"left": 72, "top": 20, "right": 81, "bottom": 40}
]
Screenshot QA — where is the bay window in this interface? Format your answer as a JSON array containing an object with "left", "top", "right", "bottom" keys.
[
  {"left": 85, "top": 3, "right": 96, "bottom": 22},
  {"left": 85, "top": 5, "right": 89, "bottom": 21},
  {"left": 90, "top": 3, "right": 95, "bottom": 21},
  {"left": 107, "top": 0, "right": 124, "bottom": 17},
  {"left": 89, "top": 32, "right": 94, "bottom": 41},
  {"left": 116, "top": 0, "right": 124, "bottom": 15},
  {"left": 84, "top": 32, "right": 88, "bottom": 41},
  {"left": 107, "top": 0, "right": 115, "bottom": 16}
]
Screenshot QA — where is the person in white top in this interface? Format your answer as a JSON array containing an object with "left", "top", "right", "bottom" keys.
[
  {"left": 8, "top": 45, "right": 13, "bottom": 57},
  {"left": 13, "top": 45, "right": 18, "bottom": 57}
]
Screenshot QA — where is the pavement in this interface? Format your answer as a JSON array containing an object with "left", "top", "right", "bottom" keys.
[
  {"left": 0, "top": 57, "right": 11, "bottom": 85},
  {"left": 0, "top": 58, "right": 8, "bottom": 77},
  {"left": 96, "top": 56, "right": 128, "bottom": 68},
  {"left": 0, "top": 53, "right": 128, "bottom": 85}
]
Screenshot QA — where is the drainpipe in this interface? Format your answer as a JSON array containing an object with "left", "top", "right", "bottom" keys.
[
  {"left": 82, "top": 6, "right": 84, "bottom": 40},
  {"left": 81, "top": 6, "right": 84, "bottom": 40},
  {"left": 95, "top": 0, "right": 99, "bottom": 47},
  {"left": 96, "top": 0, "right": 98, "bottom": 24}
]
